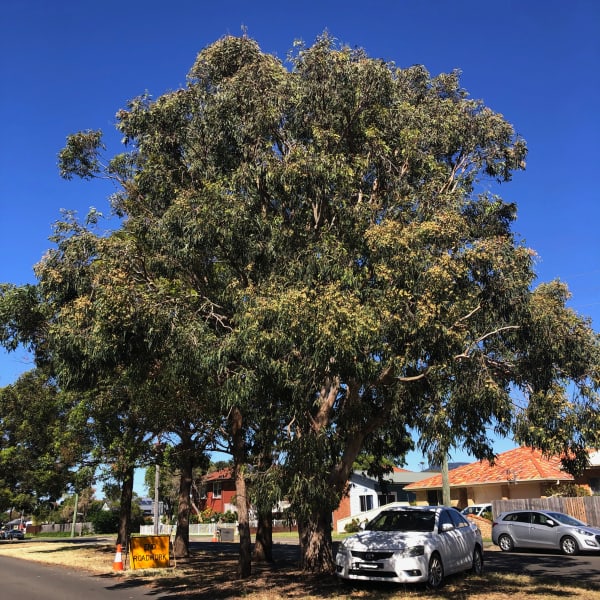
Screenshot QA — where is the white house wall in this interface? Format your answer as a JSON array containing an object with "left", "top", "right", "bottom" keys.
[{"left": 349, "top": 481, "right": 379, "bottom": 516}]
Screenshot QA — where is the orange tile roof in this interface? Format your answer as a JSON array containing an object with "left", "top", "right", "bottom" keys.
[
  {"left": 404, "top": 446, "right": 574, "bottom": 490},
  {"left": 203, "top": 468, "right": 233, "bottom": 482},
  {"left": 392, "top": 467, "right": 411, "bottom": 473}
]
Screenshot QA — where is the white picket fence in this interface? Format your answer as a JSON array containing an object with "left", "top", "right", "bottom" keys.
[{"left": 139, "top": 522, "right": 237, "bottom": 537}]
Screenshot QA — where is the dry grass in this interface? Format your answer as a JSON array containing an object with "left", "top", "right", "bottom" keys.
[{"left": 0, "top": 539, "right": 599, "bottom": 599}]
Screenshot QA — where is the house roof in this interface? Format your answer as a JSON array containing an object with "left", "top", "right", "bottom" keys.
[
  {"left": 352, "top": 467, "right": 439, "bottom": 485},
  {"left": 203, "top": 468, "right": 233, "bottom": 482},
  {"left": 388, "top": 468, "right": 440, "bottom": 484},
  {"left": 404, "top": 446, "right": 574, "bottom": 491}
]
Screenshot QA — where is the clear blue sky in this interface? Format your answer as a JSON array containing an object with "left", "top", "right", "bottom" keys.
[{"left": 1, "top": 0, "right": 599, "bottom": 477}]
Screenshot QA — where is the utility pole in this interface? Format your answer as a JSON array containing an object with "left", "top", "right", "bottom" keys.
[
  {"left": 70, "top": 493, "right": 79, "bottom": 538},
  {"left": 153, "top": 464, "right": 160, "bottom": 535}
]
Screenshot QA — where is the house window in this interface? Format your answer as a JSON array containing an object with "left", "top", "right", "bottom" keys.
[
  {"left": 213, "top": 481, "right": 222, "bottom": 499},
  {"left": 378, "top": 493, "right": 396, "bottom": 506},
  {"left": 359, "top": 495, "right": 374, "bottom": 512}
]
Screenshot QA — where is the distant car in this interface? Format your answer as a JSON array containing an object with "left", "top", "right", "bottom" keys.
[
  {"left": 461, "top": 504, "right": 492, "bottom": 518},
  {"left": 2, "top": 528, "right": 25, "bottom": 540},
  {"left": 335, "top": 506, "right": 483, "bottom": 588},
  {"left": 492, "top": 509, "right": 600, "bottom": 555}
]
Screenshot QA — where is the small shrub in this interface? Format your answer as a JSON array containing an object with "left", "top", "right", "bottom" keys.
[{"left": 344, "top": 518, "right": 361, "bottom": 533}]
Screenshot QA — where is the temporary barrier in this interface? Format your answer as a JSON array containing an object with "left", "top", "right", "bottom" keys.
[
  {"left": 112, "top": 544, "right": 124, "bottom": 571},
  {"left": 129, "top": 535, "right": 170, "bottom": 570}
]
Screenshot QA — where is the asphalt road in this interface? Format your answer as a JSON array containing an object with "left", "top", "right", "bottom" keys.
[
  {"left": 484, "top": 546, "right": 600, "bottom": 587},
  {"left": 0, "top": 555, "right": 163, "bottom": 600}
]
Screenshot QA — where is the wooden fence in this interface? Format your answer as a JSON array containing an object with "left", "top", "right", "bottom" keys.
[{"left": 492, "top": 497, "right": 600, "bottom": 527}]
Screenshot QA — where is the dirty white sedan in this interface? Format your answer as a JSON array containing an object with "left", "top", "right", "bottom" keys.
[{"left": 335, "top": 506, "right": 483, "bottom": 588}]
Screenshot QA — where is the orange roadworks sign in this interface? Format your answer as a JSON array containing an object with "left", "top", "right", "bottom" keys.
[{"left": 130, "top": 535, "right": 170, "bottom": 570}]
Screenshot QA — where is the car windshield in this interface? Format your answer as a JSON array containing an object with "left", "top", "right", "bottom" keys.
[
  {"left": 546, "top": 512, "right": 586, "bottom": 527},
  {"left": 366, "top": 510, "right": 435, "bottom": 532}
]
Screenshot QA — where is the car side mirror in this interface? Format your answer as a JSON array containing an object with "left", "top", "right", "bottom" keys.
[
  {"left": 440, "top": 523, "right": 454, "bottom": 532},
  {"left": 545, "top": 520, "right": 555, "bottom": 527}
]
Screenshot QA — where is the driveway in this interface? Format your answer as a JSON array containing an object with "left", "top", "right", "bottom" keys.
[{"left": 484, "top": 546, "right": 600, "bottom": 586}]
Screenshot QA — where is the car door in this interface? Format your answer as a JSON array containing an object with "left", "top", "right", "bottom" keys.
[
  {"left": 436, "top": 510, "right": 463, "bottom": 574},
  {"left": 506, "top": 511, "right": 534, "bottom": 547},
  {"left": 448, "top": 509, "right": 476, "bottom": 570},
  {"left": 529, "top": 512, "right": 560, "bottom": 549}
]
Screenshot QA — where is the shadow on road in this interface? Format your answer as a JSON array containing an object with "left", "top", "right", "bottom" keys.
[{"left": 486, "top": 547, "right": 600, "bottom": 586}]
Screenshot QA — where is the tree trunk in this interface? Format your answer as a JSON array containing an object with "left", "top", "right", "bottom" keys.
[
  {"left": 441, "top": 453, "right": 451, "bottom": 506},
  {"left": 231, "top": 406, "right": 252, "bottom": 578},
  {"left": 117, "top": 465, "right": 134, "bottom": 551},
  {"left": 173, "top": 450, "right": 193, "bottom": 558},
  {"left": 253, "top": 509, "right": 273, "bottom": 563},
  {"left": 298, "top": 510, "right": 334, "bottom": 573}
]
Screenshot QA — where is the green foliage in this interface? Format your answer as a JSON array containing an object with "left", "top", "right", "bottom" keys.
[
  {"left": 0, "top": 370, "right": 88, "bottom": 513},
  {"left": 344, "top": 518, "right": 361, "bottom": 533},
  {"left": 211, "top": 510, "right": 238, "bottom": 524},
  {"left": 58, "top": 130, "right": 105, "bottom": 180},
  {"left": 89, "top": 509, "right": 119, "bottom": 534},
  {"left": 545, "top": 482, "right": 591, "bottom": 497}
]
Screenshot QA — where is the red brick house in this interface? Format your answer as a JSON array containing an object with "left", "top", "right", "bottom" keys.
[
  {"left": 403, "top": 446, "right": 580, "bottom": 508},
  {"left": 198, "top": 468, "right": 237, "bottom": 515}
]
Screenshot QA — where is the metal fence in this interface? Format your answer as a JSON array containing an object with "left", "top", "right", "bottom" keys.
[{"left": 492, "top": 497, "right": 600, "bottom": 527}]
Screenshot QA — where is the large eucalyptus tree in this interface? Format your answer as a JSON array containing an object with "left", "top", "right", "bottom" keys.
[{"left": 3, "top": 33, "right": 597, "bottom": 578}]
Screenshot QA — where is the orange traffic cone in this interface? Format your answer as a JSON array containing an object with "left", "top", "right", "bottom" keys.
[
  {"left": 211, "top": 528, "right": 218, "bottom": 542},
  {"left": 113, "top": 543, "right": 124, "bottom": 571}
]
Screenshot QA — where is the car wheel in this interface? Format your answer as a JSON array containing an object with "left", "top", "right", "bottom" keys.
[
  {"left": 560, "top": 536, "right": 579, "bottom": 556},
  {"left": 427, "top": 553, "right": 444, "bottom": 589},
  {"left": 498, "top": 534, "right": 514, "bottom": 552},
  {"left": 471, "top": 546, "right": 484, "bottom": 575}
]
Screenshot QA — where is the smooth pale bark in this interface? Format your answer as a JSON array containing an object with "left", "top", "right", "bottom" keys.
[{"left": 441, "top": 455, "right": 451, "bottom": 506}]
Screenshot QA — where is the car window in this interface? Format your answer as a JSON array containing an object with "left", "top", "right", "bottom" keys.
[
  {"left": 531, "top": 512, "right": 553, "bottom": 525},
  {"left": 504, "top": 512, "right": 531, "bottom": 523},
  {"left": 547, "top": 512, "right": 586, "bottom": 527},
  {"left": 438, "top": 510, "right": 455, "bottom": 530},
  {"left": 449, "top": 509, "right": 470, "bottom": 528},
  {"left": 367, "top": 510, "right": 435, "bottom": 532}
]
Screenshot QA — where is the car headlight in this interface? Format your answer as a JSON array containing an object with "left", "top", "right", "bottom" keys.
[
  {"left": 400, "top": 545, "right": 425, "bottom": 558},
  {"left": 575, "top": 528, "right": 593, "bottom": 537}
]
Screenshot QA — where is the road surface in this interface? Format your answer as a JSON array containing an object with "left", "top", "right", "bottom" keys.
[{"left": 0, "top": 555, "right": 162, "bottom": 599}]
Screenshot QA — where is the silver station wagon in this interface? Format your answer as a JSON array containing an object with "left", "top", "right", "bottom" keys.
[{"left": 492, "top": 509, "right": 600, "bottom": 555}]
